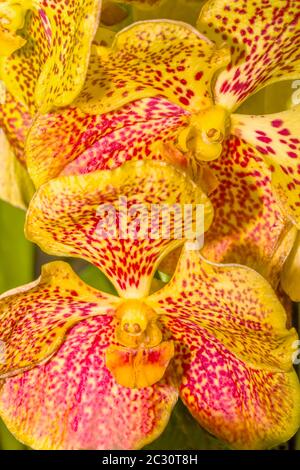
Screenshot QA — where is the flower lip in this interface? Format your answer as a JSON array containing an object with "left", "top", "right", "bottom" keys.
[{"left": 106, "top": 301, "right": 174, "bottom": 389}]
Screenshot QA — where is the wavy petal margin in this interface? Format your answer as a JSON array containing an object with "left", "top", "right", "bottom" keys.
[
  {"left": 231, "top": 106, "right": 300, "bottom": 228},
  {"left": 0, "top": 0, "right": 102, "bottom": 112},
  {"left": 0, "top": 316, "right": 178, "bottom": 449},
  {"left": 0, "top": 261, "right": 118, "bottom": 378},
  {"left": 168, "top": 319, "right": 300, "bottom": 449},
  {"left": 0, "top": 129, "right": 33, "bottom": 208},
  {"left": 198, "top": 0, "right": 300, "bottom": 110},
  {"left": 26, "top": 97, "right": 188, "bottom": 187},
  {"left": 202, "top": 135, "right": 296, "bottom": 286},
  {"left": 26, "top": 160, "right": 213, "bottom": 297},
  {"left": 281, "top": 231, "right": 300, "bottom": 301},
  {"left": 76, "top": 20, "right": 229, "bottom": 114},
  {"left": 149, "top": 246, "right": 298, "bottom": 372},
  {"left": 149, "top": 246, "right": 300, "bottom": 449}
]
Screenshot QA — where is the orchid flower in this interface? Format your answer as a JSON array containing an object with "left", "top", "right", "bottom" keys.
[
  {"left": 25, "top": 1, "right": 300, "bottom": 296},
  {"left": 0, "top": 0, "right": 299, "bottom": 451},
  {"left": 0, "top": 0, "right": 102, "bottom": 207},
  {"left": 0, "top": 0, "right": 102, "bottom": 112},
  {"left": 0, "top": 0, "right": 178, "bottom": 208},
  {"left": 0, "top": 153, "right": 299, "bottom": 450},
  {"left": 0, "top": 234, "right": 299, "bottom": 449}
]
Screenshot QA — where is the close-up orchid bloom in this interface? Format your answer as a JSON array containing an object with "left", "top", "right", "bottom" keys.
[
  {"left": 0, "top": 0, "right": 102, "bottom": 208},
  {"left": 0, "top": 0, "right": 300, "bottom": 454},
  {"left": 0, "top": 239, "right": 299, "bottom": 450},
  {"left": 24, "top": 1, "right": 300, "bottom": 297}
]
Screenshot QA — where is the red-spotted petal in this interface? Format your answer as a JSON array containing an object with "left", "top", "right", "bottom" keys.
[
  {"left": 26, "top": 160, "right": 213, "bottom": 297},
  {"left": 0, "top": 316, "right": 178, "bottom": 450},
  {"left": 231, "top": 105, "right": 300, "bottom": 228},
  {"left": 149, "top": 246, "right": 298, "bottom": 373},
  {"left": 0, "top": 87, "right": 34, "bottom": 207},
  {"left": 148, "top": 246, "right": 300, "bottom": 448},
  {"left": 202, "top": 136, "right": 296, "bottom": 286},
  {"left": 198, "top": 0, "right": 300, "bottom": 110},
  {"left": 0, "top": 3, "right": 50, "bottom": 113},
  {"left": 0, "top": 1, "right": 102, "bottom": 112},
  {"left": 26, "top": 97, "right": 188, "bottom": 188},
  {"left": 0, "top": 261, "right": 118, "bottom": 378},
  {"left": 36, "top": 0, "right": 102, "bottom": 112},
  {"left": 166, "top": 319, "right": 300, "bottom": 449},
  {"left": 0, "top": 129, "right": 33, "bottom": 208},
  {"left": 0, "top": 91, "right": 32, "bottom": 165},
  {"left": 75, "top": 20, "right": 230, "bottom": 115}
]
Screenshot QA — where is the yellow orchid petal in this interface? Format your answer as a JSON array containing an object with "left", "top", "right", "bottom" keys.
[
  {"left": 198, "top": 0, "right": 300, "bottom": 111},
  {"left": 36, "top": 0, "right": 102, "bottom": 112},
  {"left": 0, "top": 0, "right": 32, "bottom": 56},
  {"left": 0, "top": 129, "right": 34, "bottom": 209},
  {"left": 0, "top": 261, "right": 118, "bottom": 378},
  {"left": 0, "top": 3, "right": 50, "bottom": 113},
  {"left": 231, "top": 105, "right": 300, "bottom": 228},
  {"left": 0, "top": 89, "right": 34, "bottom": 207},
  {"left": 75, "top": 20, "right": 230, "bottom": 115},
  {"left": 26, "top": 97, "right": 188, "bottom": 188},
  {"left": 148, "top": 246, "right": 300, "bottom": 448},
  {"left": 149, "top": 246, "right": 298, "bottom": 372},
  {"left": 281, "top": 231, "right": 300, "bottom": 301},
  {"left": 166, "top": 319, "right": 300, "bottom": 449},
  {"left": 26, "top": 160, "right": 213, "bottom": 297},
  {"left": 0, "top": 0, "right": 102, "bottom": 113},
  {"left": 0, "top": 316, "right": 178, "bottom": 449},
  {"left": 0, "top": 90, "right": 32, "bottom": 165},
  {"left": 201, "top": 136, "right": 296, "bottom": 287},
  {"left": 0, "top": 25, "right": 26, "bottom": 56}
]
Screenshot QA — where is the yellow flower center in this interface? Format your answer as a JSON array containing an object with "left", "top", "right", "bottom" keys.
[
  {"left": 178, "top": 105, "right": 230, "bottom": 161},
  {"left": 0, "top": 0, "right": 35, "bottom": 56},
  {"left": 115, "top": 299, "right": 162, "bottom": 349},
  {"left": 105, "top": 300, "right": 174, "bottom": 389}
]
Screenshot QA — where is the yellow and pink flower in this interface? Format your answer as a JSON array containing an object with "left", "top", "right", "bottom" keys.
[{"left": 0, "top": 0, "right": 300, "bottom": 451}]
